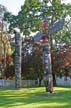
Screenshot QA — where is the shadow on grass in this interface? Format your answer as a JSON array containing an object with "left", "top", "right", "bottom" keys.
[{"left": 0, "top": 87, "right": 71, "bottom": 108}]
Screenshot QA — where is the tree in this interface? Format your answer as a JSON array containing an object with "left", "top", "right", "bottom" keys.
[
  {"left": 0, "top": 4, "right": 11, "bottom": 79},
  {"left": 3, "top": 0, "right": 71, "bottom": 43},
  {"left": 4, "top": 12, "right": 18, "bottom": 33}
]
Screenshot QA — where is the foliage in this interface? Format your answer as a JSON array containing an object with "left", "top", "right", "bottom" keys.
[
  {"left": 0, "top": 53, "right": 13, "bottom": 78},
  {"left": 12, "top": 37, "right": 43, "bottom": 84},
  {"left": 3, "top": 37, "right": 71, "bottom": 82},
  {"left": 52, "top": 45, "right": 71, "bottom": 78},
  {"left": 17, "top": 0, "right": 67, "bottom": 35},
  {"left": 0, "top": 4, "right": 12, "bottom": 78},
  {"left": 4, "top": 12, "right": 18, "bottom": 33},
  {"left": 3, "top": 0, "right": 71, "bottom": 44}
]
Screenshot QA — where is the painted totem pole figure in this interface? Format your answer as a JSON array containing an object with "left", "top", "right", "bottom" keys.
[
  {"left": 14, "top": 28, "right": 22, "bottom": 89},
  {"left": 34, "top": 18, "right": 64, "bottom": 92},
  {"left": 40, "top": 20, "right": 53, "bottom": 93}
]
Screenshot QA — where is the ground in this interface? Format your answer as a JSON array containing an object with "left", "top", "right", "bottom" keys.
[{"left": 0, "top": 86, "right": 71, "bottom": 108}]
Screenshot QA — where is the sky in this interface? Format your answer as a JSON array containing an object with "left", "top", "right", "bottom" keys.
[
  {"left": 0, "top": 0, "right": 71, "bottom": 15},
  {"left": 0, "top": 0, "right": 25, "bottom": 15}
]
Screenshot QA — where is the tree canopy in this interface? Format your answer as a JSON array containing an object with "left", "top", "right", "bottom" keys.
[{"left": 3, "top": 0, "right": 71, "bottom": 45}]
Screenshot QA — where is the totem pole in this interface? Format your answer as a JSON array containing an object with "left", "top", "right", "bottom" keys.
[
  {"left": 40, "top": 20, "right": 53, "bottom": 93},
  {"left": 14, "top": 28, "right": 22, "bottom": 89},
  {"left": 34, "top": 18, "right": 64, "bottom": 92}
]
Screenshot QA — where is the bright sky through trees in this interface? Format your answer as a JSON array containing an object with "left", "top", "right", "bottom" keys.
[
  {"left": 0, "top": 0, "right": 25, "bottom": 15},
  {"left": 0, "top": 0, "right": 71, "bottom": 15}
]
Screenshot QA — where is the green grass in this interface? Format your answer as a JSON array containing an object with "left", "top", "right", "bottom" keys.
[{"left": 0, "top": 86, "right": 71, "bottom": 108}]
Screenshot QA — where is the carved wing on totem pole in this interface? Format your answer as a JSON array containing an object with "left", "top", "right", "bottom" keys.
[
  {"left": 34, "top": 18, "right": 65, "bottom": 42},
  {"left": 48, "top": 18, "right": 64, "bottom": 36}
]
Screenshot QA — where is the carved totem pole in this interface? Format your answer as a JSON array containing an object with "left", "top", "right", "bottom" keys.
[
  {"left": 40, "top": 20, "right": 53, "bottom": 93},
  {"left": 14, "top": 28, "right": 22, "bottom": 89}
]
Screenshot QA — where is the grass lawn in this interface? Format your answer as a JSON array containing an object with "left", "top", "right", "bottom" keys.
[{"left": 0, "top": 86, "right": 71, "bottom": 108}]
